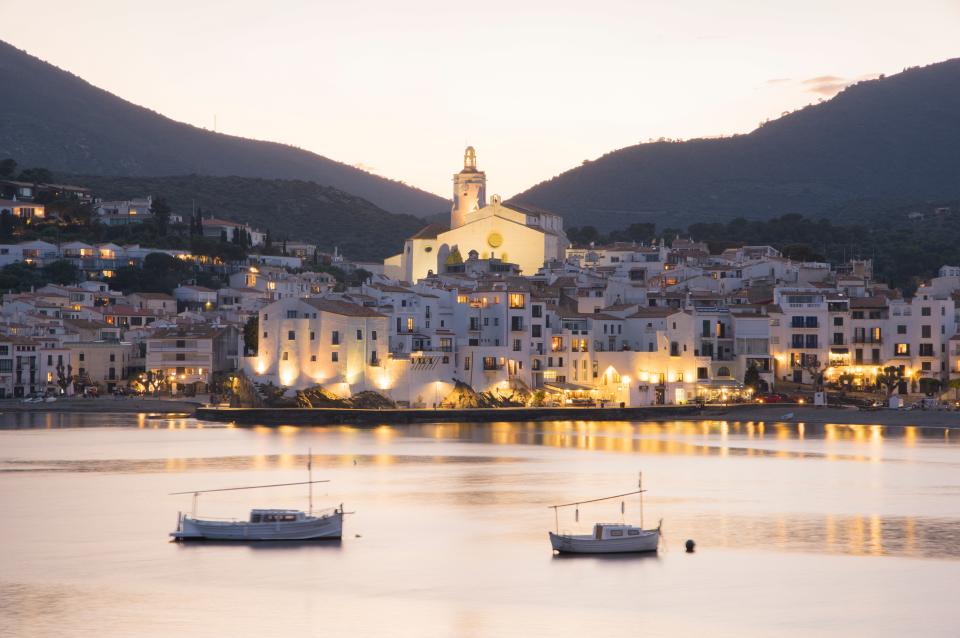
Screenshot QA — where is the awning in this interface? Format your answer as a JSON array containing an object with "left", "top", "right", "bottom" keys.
[
  {"left": 543, "top": 381, "right": 594, "bottom": 393},
  {"left": 695, "top": 379, "right": 743, "bottom": 388},
  {"left": 830, "top": 347, "right": 850, "bottom": 354}
]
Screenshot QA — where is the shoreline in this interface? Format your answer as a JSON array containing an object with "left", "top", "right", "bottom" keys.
[
  {"left": 195, "top": 404, "right": 960, "bottom": 429},
  {"left": 0, "top": 397, "right": 200, "bottom": 414},
  {"left": 1, "top": 401, "right": 957, "bottom": 428}
]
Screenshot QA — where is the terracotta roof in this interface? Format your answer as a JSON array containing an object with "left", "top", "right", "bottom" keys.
[
  {"left": 628, "top": 307, "right": 679, "bottom": 319},
  {"left": 303, "top": 299, "right": 385, "bottom": 318},
  {"left": 850, "top": 296, "right": 888, "bottom": 309},
  {"left": 410, "top": 224, "right": 447, "bottom": 240}
]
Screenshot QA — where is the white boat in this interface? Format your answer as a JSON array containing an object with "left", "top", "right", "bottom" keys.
[
  {"left": 549, "top": 523, "right": 660, "bottom": 554},
  {"left": 548, "top": 473, "right": 661, "bottom": 555},
  {"left": 172, "top": 507, "right": 343, "bottom": 541},
  {"left": 170, "top": 449, "right": 345, "bottom": 542}
]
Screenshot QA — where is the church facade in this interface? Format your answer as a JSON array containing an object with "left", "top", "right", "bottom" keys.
[{"left": 384, "top": 147, "right": 568, "bottom": 281}]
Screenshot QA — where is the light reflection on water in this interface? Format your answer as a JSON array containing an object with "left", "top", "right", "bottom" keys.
[{"left": 1, "top": 414, "right": 959, "bottom": 637}]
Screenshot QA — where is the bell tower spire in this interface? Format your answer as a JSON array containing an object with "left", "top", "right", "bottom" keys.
[{"left": 451, "top": 145, "right": 486, "bottom": 229}]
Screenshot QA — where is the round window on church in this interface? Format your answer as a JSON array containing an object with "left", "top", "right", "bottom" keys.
[
  {"left": 424, "top": 246, "right": 433, "bottom": 253},
  {"left": 487, "top": 232, "right": 503, "bottom": 248}
]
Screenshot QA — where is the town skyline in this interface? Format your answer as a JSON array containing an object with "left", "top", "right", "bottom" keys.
[{"left": 3, "top": 0, "right": 959, "bottom": 198}]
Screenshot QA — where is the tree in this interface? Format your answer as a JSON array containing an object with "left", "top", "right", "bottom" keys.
[
  {"left": 876, "top": 366, "right": 904, "bottom": 397},
  {"left": 151, "top": 197, "right": 172, "bottom": 236},
  {"left": 0, "top": 210, "right": 16, "bottom": 242},
  {"left": 0, "top": 158, "right": 16, "bottom": 177},
  {"left": 948, "top": 378, "right": 960, "bottom": 402},
  {"left": 17, "top": 167, "right": 53, "bottom": 184},
  {"left": 41, "top": 260, "right": 81, "bottom": 285},
  {"left": 801, "top": 356, "right": 824, "bottom": 390},
  {"left": 243, "top": 315, "right": 259, "bottom": 355},
  {"left": 743, "top": 363, "right": 761, "bottom": 391},
  {"left": 56, "top": 361, "right": 73, "bottom": 395}
]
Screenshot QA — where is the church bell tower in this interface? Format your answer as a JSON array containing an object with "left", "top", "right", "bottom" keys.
[{"left": 450, "top": 146, "right": 486, "bottom": 229}]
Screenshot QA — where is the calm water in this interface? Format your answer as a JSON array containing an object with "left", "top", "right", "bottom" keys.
[{"left": 1, "top": 413, "right": 959, "bottom": 637}]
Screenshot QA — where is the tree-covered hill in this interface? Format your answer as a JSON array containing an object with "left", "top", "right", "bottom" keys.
[
  {"left": 70, "top": 174, "right": 422, "bottom": 261},
  {"left": 515, "top": 59, "right": 960, "bottom": 230},
  {"left": 0, "top": 40, "right": 448, "bottom": 218}
]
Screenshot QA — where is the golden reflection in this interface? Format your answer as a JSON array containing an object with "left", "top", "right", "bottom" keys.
[
  {"left": 904, "top": 426, "right": 917, "bottom": 447},
  {"left": 277, "top": 425, "right": 299, "bottom": 437}
]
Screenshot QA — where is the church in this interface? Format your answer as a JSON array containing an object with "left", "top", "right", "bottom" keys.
[{"left": 384, "top": 147, "right": 568, "bottom": 281}]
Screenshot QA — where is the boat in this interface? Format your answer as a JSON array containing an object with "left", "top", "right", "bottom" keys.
[
  {"left": 548, "top": 473, "right": 661, "bottom": 554},
  {"left": 172, "top": 506, "right": 343, "bottom": 541},
  {"left": 170, "top": 449, "right": 345, "bottom": 542}
]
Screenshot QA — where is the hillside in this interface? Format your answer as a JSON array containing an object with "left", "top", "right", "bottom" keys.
[
  {"left": 71, "top": 174, "right": 423, "bottom": 261},
  {"left": 515, "top": 59, "right": 960, "bottom": 230},
  {"left": 0, "top": 40, "right": 448, "bottom": 218}
]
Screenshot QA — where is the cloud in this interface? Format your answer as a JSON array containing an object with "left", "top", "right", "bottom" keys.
[
  {"left": 764, "top": 78, "right": 792, "bottom": 85},
  {"left": 802, "top": 75, "right": 852, "bottom": 96}
]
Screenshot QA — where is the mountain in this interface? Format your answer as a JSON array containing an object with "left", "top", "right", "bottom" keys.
[
  {"left": 514, "top": 59, "right": 960, "bottom": 230},
  {"left": 71, "top": 174, "right": 424, "bottom": 262},
  {"left": 0, "top": 40, "right": 448, "bottom": 218}
]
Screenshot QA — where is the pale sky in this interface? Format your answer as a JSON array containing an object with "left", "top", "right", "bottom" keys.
[{"left": 3, "top": 0, "right": 958, "bottom": 198}]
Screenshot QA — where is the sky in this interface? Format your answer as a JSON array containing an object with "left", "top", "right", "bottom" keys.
[{"left": 2, "top": 0, "right": 959, "bottom": 198}]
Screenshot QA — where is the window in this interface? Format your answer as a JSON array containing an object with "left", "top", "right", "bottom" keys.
[
  {"left": 109, "top": 353, "right": 115, "bottom": 362},
  {"left": 310, "top": 331, "right": 315, "bottom": 341},
  {"left": 870, "top": 327, "right": 881, "bottom": 342},
  {"left": 697, "top": 367, "right": 708, "bottom": 380},
  {"left": 791, "top": 316, "right": 804, "bottom": 328},
  {"left": 176, "top": 353, "right": 186, "bottom": 361},
  {"left": 805, "top": 316, "right": 818, "bottom": 328},
  {"left": 511, "top": 316, "right": 524, "bottom": 331},
  {"left": 852, "top": 311, "right": 864, "bottom": 319},
  {"left": 532, "top": 325, "right": 542, "bottom": 338},
  {"left": 310, "top": 355, "right": 316, "bottom": 361},
  {"left": 833, "top": 317, "right": 843, "bottom": 326},
  {"left": 805, "top": 335, "right": 818, "bottom": 348},
  {"left": 332, "top": 352, "right": 339, "bottom": 362},
  {"left": 508, "top": 293, "right": 525, "bottom": 309},
  {"left": 332, "top": 331, "right": 339, "bottom": 345},
  {"left": 513, "top": 339, "right": 521, "bottom": 352},
  {"left": 532, "top": 305, "right": 543, "bottom": 318},
  {"left": 286, "top": 310, "right": 298, "bottom": 319},
  {"left": 919, "top": 343, "right": 934, "bottom": 357},
  {"left": 79, "top": 353, "right": 85, "bottom": 362},
  {"left": 482, "top": 356, "right": 497, "bottom": 370},
  {"left": 922, "top": 361, "right": 932, "bottom": 371},
  {"left": 921, "top": 306, "right": 931, "bottom": 316},
  {"left": 854, "top": 348, "right": 863, "bottom": 364},
  {"left": 371, "top": 330, "right": 377, "bottom": 341},
  {"left": 406, "top": 317, "right": 414, "bottom": 332},
  {"left": 921, "top": 325, "right": 931, "bottom": 339},
  {"left": 263, "top": 331, "right": 268, "bottom": 339},
  {"left": 176, "top": 340, "right": 186, "bottom": 348},
  {"left": 791, "top": 334, "right": 804, "bottom": 348},
  {"left": 897, "top": 324, "right": 906, "bottom": 334},
  {"left": 288, "top": 330, "right": 296, "bottom": 340},
  {"left": 670, "top": 342, "right": 679, "bottom": 357},
  {"left": 895, "top": 343, "right": 909, "bottom": 356},
  {"left": 281, "top": 352, "right": 288, "bottom": 361},
  {"left": 610, "top": 530, "right": 623, "bottom": 537}
]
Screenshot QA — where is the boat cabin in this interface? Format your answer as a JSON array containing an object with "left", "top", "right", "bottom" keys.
[
  {"left": 592, "top": 524, "right": 644, "bottom": 540},
  {"left": 249, "top": 509, "right": 306, "bottom": 523}
]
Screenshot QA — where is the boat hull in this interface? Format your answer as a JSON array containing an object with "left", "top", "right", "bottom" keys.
[
  {"left": 172, "top": 511, "right": 343, "bottom": 541},
  {"left": 549, "top": 530, "right": 659, "bottom": 554}
]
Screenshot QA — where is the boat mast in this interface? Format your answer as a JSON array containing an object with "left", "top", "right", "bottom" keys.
[
  {"left": 639, "top": 472, "right": 644, "bottom": 529},
  {"left": 308, "top": 448, "right": 313, "bottom": 516}
]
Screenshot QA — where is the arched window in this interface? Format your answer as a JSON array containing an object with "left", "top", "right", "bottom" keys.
[{"left": 717, "top": 366, "right": 731, "bottom": 377}]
